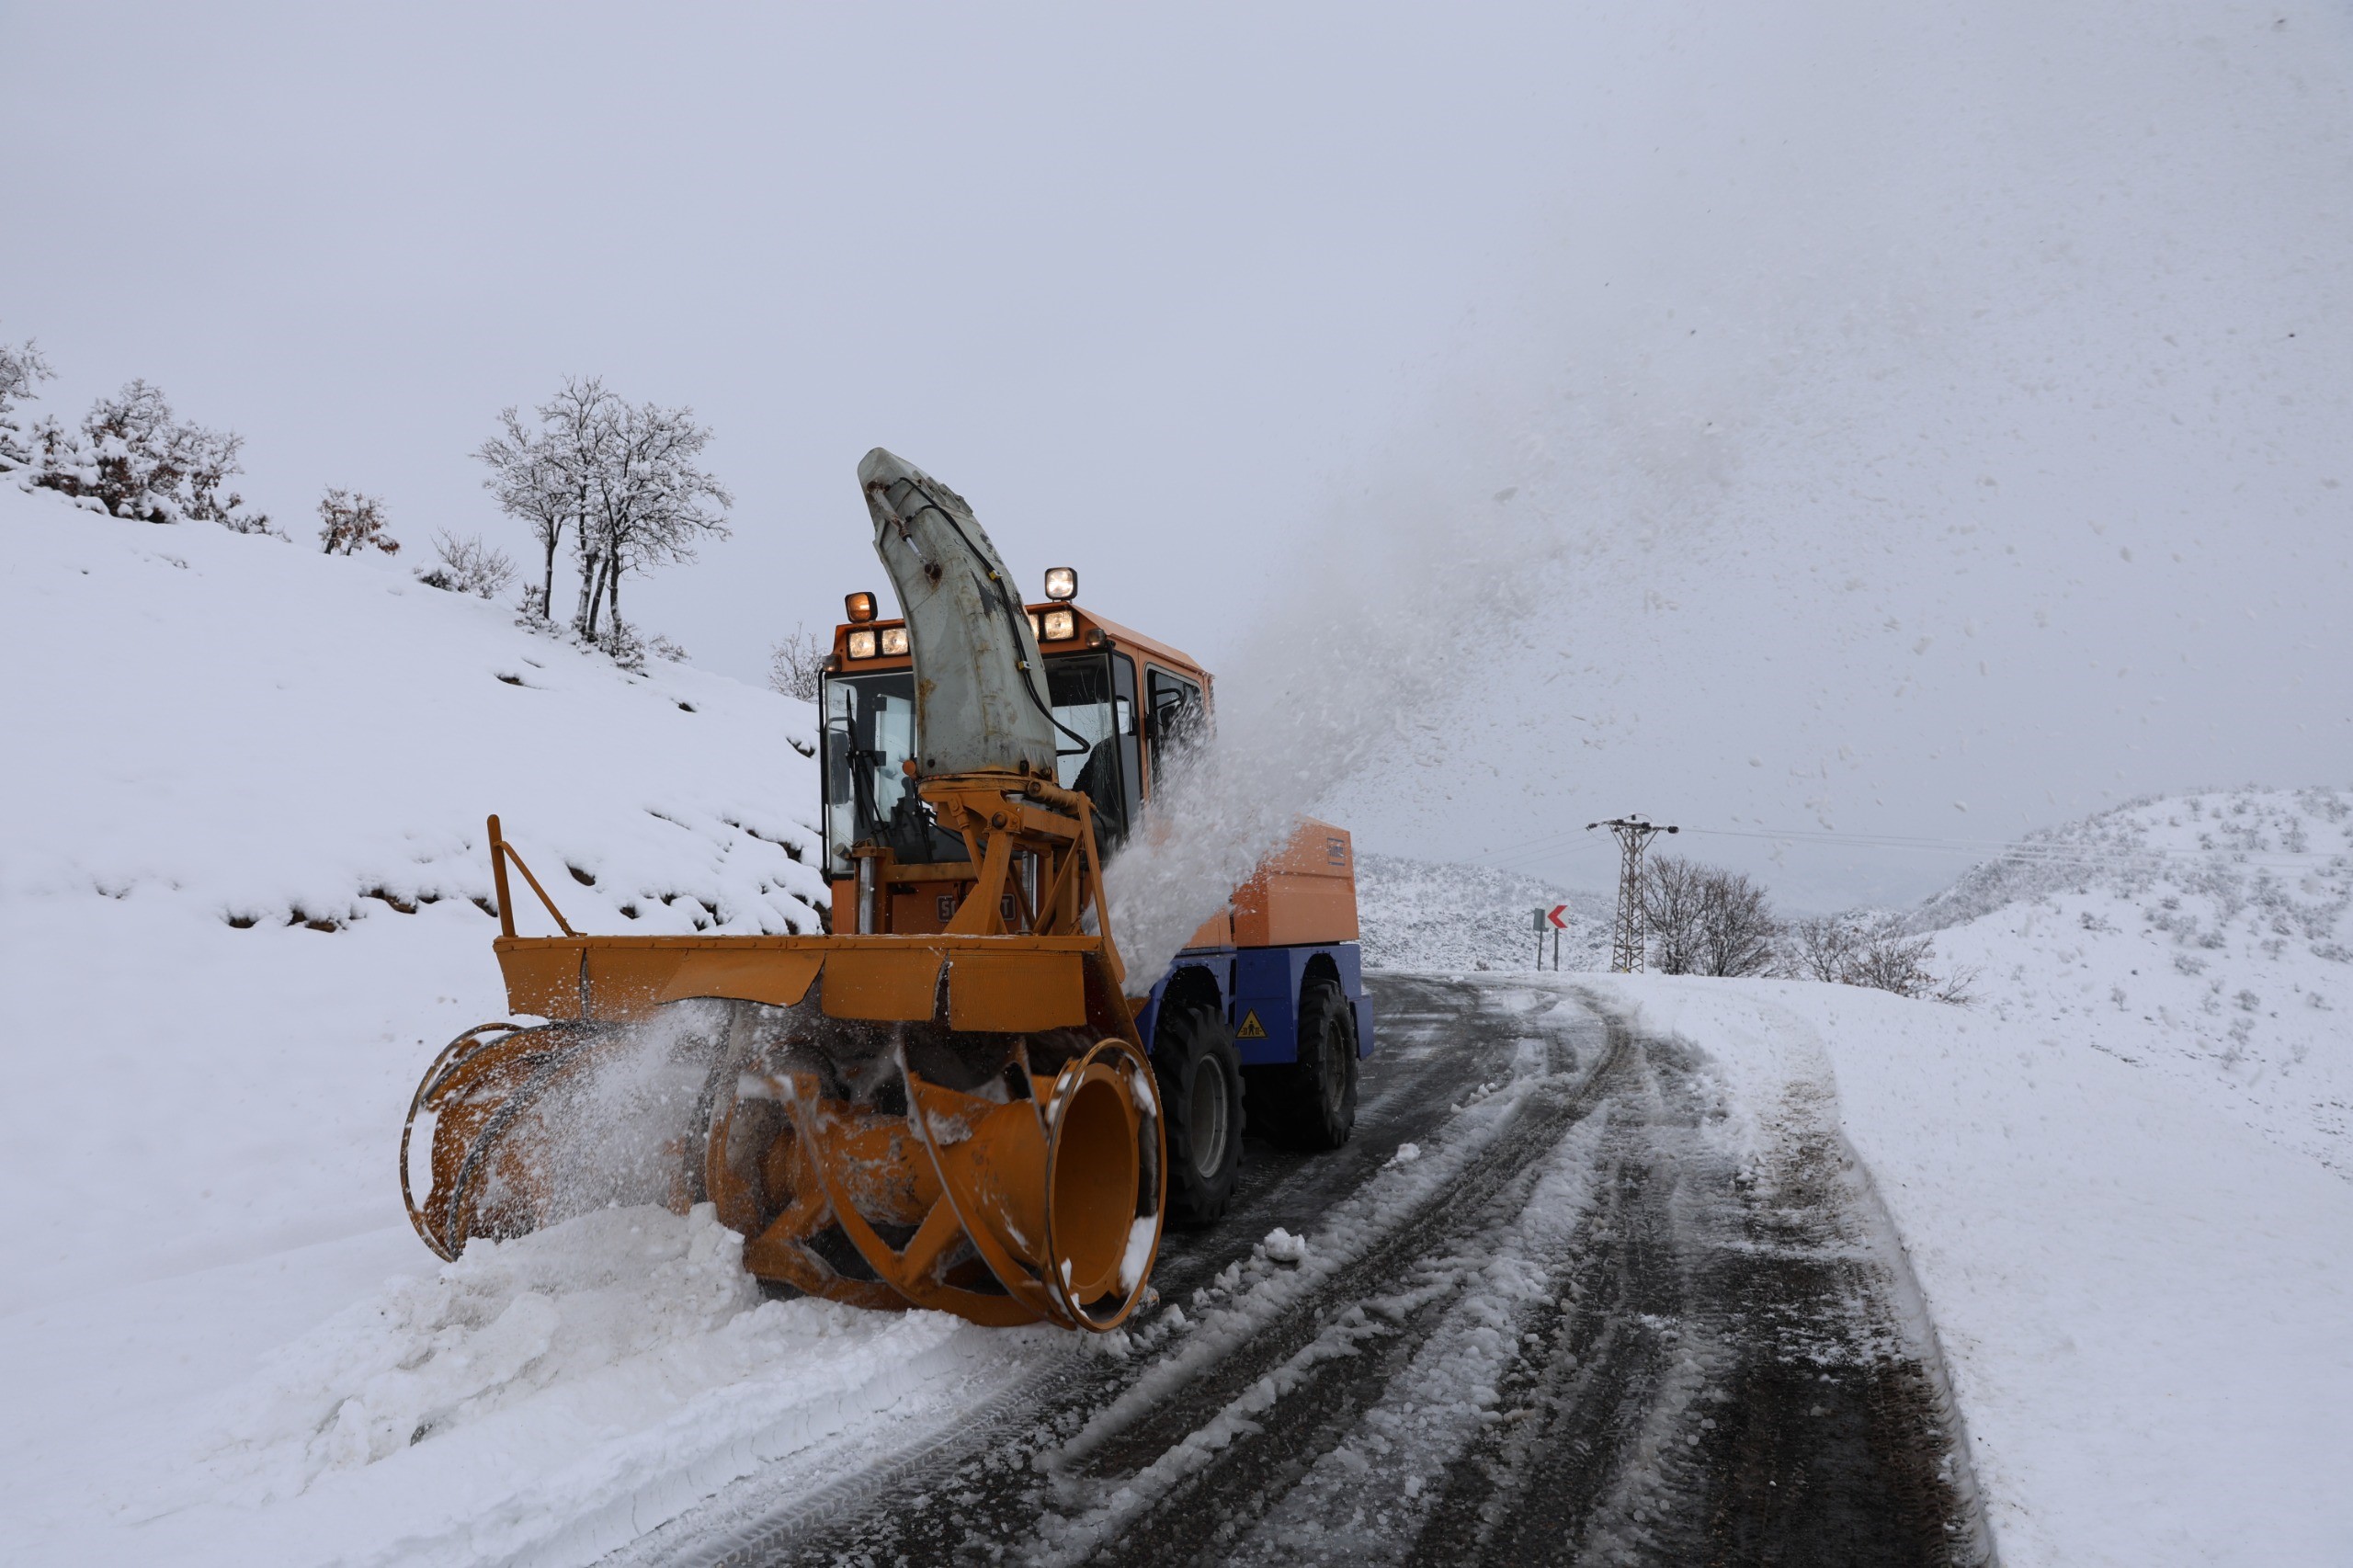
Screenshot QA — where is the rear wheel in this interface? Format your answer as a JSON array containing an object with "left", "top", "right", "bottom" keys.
[
  {"left": 1153, "top": 996, "right": 1243, "bottom": 1226},
  {"left": 1260, "top": 977, "right": 1358, "bottom": 1151}
]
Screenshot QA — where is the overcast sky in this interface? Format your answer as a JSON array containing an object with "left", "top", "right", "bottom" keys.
[{"left": 5, "top": 2, "right": 2347, "bottom": 908}]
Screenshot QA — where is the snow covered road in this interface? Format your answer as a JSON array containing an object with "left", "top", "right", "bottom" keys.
[{"left": 623, "top": 975, "right": 1986, "bottom": 1566}]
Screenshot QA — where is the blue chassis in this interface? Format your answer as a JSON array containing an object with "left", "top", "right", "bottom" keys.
[{"left": 1133, "top": 941, "right": 1375, "bottom": 1069}]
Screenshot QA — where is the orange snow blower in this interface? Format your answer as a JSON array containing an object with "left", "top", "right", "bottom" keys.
[{"left": 401, "top": 448, "right": 1372, "bottom": 1334}]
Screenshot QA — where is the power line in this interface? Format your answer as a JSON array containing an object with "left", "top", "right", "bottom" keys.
[{"left": 1483, "top": 819, "right": 2341, "bottom": 876}]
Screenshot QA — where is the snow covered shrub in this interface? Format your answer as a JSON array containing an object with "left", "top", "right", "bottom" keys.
[
  {"left": 768, "top": 625, "right": 824, "bottom": 701},
  {"left": 1790, "top": 913, "right": 1973, "bottom": 1004},
  {"left": 1788, "top": 914, "right": 1862, "bottom": 983},
  {"left": 0, "top": 332, "right": 54, "bottom": 471},
  {"left": 25, "top": 379, "right": 273, "bottom": 533},
  {"left": 316, "top": 487, "right": 400, "bottom": 555},
  {"left": 415, "top": 528, "right": 516, "bottom": 597}
]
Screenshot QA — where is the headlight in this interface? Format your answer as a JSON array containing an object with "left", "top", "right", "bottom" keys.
[
  {"left": 847, "top": 629, "right": 879, "bottom": 659},
  {"left": 879, "top": 626, "right": 909, "bottom": 655},
  {"left": 1043, "top": 566, "right": 1077, "bottom": 602},
  {"left": 1041, "top": 608, "right": 1077, "bottom": 642}
]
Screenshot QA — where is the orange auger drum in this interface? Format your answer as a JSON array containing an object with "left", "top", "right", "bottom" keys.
[{"left": 402, "top": 762, "right": 1168, "bottom": 1332}]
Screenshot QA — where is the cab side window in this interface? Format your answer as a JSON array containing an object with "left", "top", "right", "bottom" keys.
[{"left": 1145, "top": 667, "right": 1205, "bottom": 783}]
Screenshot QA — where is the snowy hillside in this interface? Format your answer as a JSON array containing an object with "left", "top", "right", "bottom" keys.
[
  {"left": 1354, "top": 850, "right": 1608, "bottom": 973},
  {"left": 1911, "top": 789, "right": 2351, "bottom": 1177}
]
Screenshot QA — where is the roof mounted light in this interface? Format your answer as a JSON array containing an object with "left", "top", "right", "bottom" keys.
[
  {"left": 879, "top": 625, "right": 909, "bottom": 656},
  {"left": 845, "top": 591, "right": 878, "bottom": 624},
  {"left": 846, "top": 629, "right": 879, "bottom": 660},
  {"left": 1043, "top": 567, "right": 1077, "bottom": 602},
  {"left": 1040, "top": 608, "right": 1077, "bottom": 642}
]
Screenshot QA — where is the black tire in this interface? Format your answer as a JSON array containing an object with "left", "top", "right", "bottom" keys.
[
  {"left": 1260, "top": 977, "right": 1358, "bottom": 1151},
  {"left": 1153, "top": 995, "right": 1244, "bottom": 1226}
]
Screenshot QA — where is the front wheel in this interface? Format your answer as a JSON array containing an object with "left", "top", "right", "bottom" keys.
[{"left": 1153, "top": 996, "right": 1244, "bottom": 1226}]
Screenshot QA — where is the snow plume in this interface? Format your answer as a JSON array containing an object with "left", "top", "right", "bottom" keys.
[
  {"left": 1103, "top": 10, "right": 1905, "bottom": 975},
  {"left": 494, "top": 1005, "right": 728, "bottom": 1225},
  {"left": 1117, "top": 0, "right": 2353, "bottom": 928}
]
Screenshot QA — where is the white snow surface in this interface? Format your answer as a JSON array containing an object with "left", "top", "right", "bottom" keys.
[{"left": 1589, "top": 974, "right": 2353, "bottom": 1568}]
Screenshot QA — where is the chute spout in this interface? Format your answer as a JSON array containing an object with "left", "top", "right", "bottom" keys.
[{"left": 858, "top": 448, "right": 1056, "bottom": 779}]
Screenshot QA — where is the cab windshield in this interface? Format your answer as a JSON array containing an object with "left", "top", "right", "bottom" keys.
[{"left": 821, "top": 653, "right": 1142, "bottom": 878}]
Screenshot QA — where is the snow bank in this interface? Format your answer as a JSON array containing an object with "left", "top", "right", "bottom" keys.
[
  {"left": 185, "top": 1204, "right": 759, "bottom": 1504},
  {"left": 1596, "top": 975, "right": 2353, "bottom": 1568},
  {"left": 78, "top": 1204, "right": 1029, "bottom": 1568}
]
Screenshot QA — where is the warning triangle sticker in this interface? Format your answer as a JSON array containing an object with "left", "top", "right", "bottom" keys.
[{"left": 1236, "top": 1010, "right": 1267, "bottom": 1040}]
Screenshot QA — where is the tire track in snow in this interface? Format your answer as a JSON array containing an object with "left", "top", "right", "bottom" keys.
[
  {"left": 622, "top": 977, "right": 1592, "bottom": 1567},
  {"left": 1026, "top": 1017, "right": 1627, "bottom": 1565},
  {"left": 1397, "top": 998, "right": 1989, "bottom": 1568}
]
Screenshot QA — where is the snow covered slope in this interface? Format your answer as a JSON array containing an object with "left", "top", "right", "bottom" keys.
[
  {"left": 1911, "top": 788, "right": 2352, "bottom": 1177},
  {"left": 1354, "top": 849, "right": 1608, "bottom": 973}
]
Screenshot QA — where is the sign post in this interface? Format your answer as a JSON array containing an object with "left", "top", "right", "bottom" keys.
[{"left": 1534, "top": 905, "right": 1570, "bottom": 970}]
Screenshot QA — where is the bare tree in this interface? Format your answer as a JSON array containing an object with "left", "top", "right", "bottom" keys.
[
  {"left": 317, "top": 488, "right": 399, "bottom": 555},
  {"left": 1787, "top": 914, "right": 1862, "bottom": 983},
  {"left": 26, "top": 380, "right": 272, "bottom": 534},
  {"left": 1845, "top": 923, "right": 1976, "bottom": 1004},
  {"left": 1787, "top": 912, "right": 1975, "bottom": 1004},
  {"left": 768, "top": 625, "right": 826, "bottom": 701},
  {"left": 1694, "top": 867, "right": 1779, "bottom": 977},
  {"left": 475, "top": 380, "right": 731, "bottom": 651},
  {"left": 0, "top": 334, "right": 53, "bottom": 471},
  {"left": 417, "top": 529, "right": 517, "bottom": 597},
  {"left": 1643, "top": 855, "right": 1709, "bottom": 974},
  {"left": 477, "top": 383, "right": 602, "bottom": 621},
  {"left": 575, "top": 397, "right": 733, "bottom": 645}
]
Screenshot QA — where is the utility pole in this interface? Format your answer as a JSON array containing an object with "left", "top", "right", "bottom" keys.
[{"left": 1586, "top": 815, "right": 1678, "bottom": 973}]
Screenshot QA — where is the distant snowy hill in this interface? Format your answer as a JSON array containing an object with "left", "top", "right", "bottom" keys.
[
  {"left": 1358, "top": 790, "right": 2352, "bottom": 1180},
  {"left": 1907, "top": 788, "right": 2351, "bottom": 1177},
  {"left": 1354, "top": 850, "right": 1609, "bottom": 973}
]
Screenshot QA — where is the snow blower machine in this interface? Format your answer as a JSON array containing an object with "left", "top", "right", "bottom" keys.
[{"left": 400, "top": 449, "right": 1371, "bottom": 1332}]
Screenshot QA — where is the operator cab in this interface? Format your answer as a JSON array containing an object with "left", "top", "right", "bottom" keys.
[{"left": 819, "top": 571, "right": 1211, "bottom": 932}]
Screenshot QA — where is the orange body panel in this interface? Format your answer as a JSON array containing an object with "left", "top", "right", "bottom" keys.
[{"left": 1230, "top": 821, "right": 1359, "bottom": 949}]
